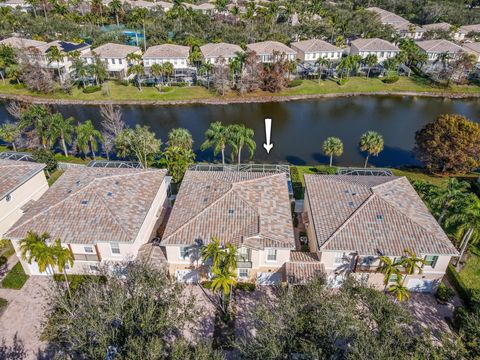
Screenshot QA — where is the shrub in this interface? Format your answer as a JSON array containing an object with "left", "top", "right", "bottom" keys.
[
  {"left": 288, "top": 79, "right": 303, "bottom": 88},
  {"left": 236, "top": 282, "right": 256, "bottom": 291},
  {"left": 119, "top": 80, "right": 130, "bottom": 86},
  {"left": 337, "top": 78, "right": 349, "bottom": 86},
  {"left": 447, "top": 264, "right": 472, "bottom": 305},
  {"left": 436, "top": 282, "right": 455, "bottom": 303},
  {"left": 82, "top": 85, "right": 101, "bottom": 94},
  {"left": 32, "top": 148, "right": 58, "bottom": 174},
  {"left": 382, "top": 74, "right": 399, "bottom": 83},
  {"left": 201, "top": 280, "right": 213, "bottom": 289},
  {"left": 0, "top": 256, "right": 7, "bottom": 267},
  {"left": 1, "top": 262, "right": 29, "bottom": 289},
  {"left": 53, "top": 274, "right": 106, "bottom": 293},
  {"left": 170, "top": 82, "right": 188, "bottom": 87}
]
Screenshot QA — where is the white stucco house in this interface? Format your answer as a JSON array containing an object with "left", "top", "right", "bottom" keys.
[
  {"left": 367, "top": 7, "right": 425, "bottom": 39},
  {"left": 0, "top": 159, "right": 48, "bottom": 240},
  {"left": 246, "top": 41, "right": 297, "bottom": 63},
  {"left": 81, "top": 43, "right": 142, "bottom": 79},
  {"left": 6, "top": 167, "right": 169, "bottom": 275},
  {"left": 416, "top": 39, "right": 467, "bottom": 62},
  {"left": 350, "top": 38, "right": 400, "bottom": 62},
  {"left": 422, "top": 22, "right": 467, "bottom": 41},
  {"left": 289, "top": 175, "right": 458, "bottom": 292},
  {"left": 462, "top": 42, "right": 480, "bottom": 63},
  {"left": 142, "top": 44, "right": 191, "bottom": 70},
  {"left": 291, "top": 39, "right": 343, "bottom": 62},
  {"left": 200, "top": 42, "right": 243, "bottom": 64},
  {"left": 159, "top": 170, "right": 295, "bottom": 285}
]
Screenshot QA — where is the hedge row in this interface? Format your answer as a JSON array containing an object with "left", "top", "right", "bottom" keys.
[{"left": 447, "top": 264, "right": 472, "bottom": 306}]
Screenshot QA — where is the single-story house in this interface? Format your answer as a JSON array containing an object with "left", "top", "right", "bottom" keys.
[
  {"left": 416, "top": 39, "right": 466, "bottom": 61},
  {"left": 0, "top": 36, "right": 46, "bottom": 50},
  {"left": 0, "top": 159, "right": 48, "bottom": 239},
  {"left": 290, "top": 39, "right": 343, "bottom": 62},
  {"left": 422, "top": 22, "right": 467, "bottom": 41},
  {"left": 350, "top": 38, "right": 400, "bottom": 62},
  {"left": 462, "top": 42, "right": 480, "bottom": 63},
  {"left": 142, "top": 44, "right": 190, "bottom": 70},
  {"left": 81, "top": 43, "right": 142, "bottom": 79},
  {"left": 7, "top": 167, "right": 169, "bottom": 275},
  {"left": 296, "top": 175, "right": 458, "bottom": 292},
  {"left": 160, "top": 170, "right": 295, "bottom": 285},
  {"left": 33, "top": 40, "right": 91, "bottom": 81},
  {"left": 367, "top": 7, "right": 425, "bottom": 39},
  {"left": 246, "top": 41, "right": 297, "bottom": 63},
  {"left": 200, "top": 42, "right": 243, "bottom": 64}
]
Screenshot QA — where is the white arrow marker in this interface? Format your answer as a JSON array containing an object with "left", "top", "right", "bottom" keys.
[{"left": 263, "top": 118, "right": 274, "bottom": 154}]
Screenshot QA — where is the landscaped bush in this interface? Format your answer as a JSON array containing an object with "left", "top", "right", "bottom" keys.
[
  {"left": 53, "top": 274, "right": 106, "bottom": 293},
  {"left": 236, "top": 282, "right": 255, "bottom": 291},
  {"left": 337, "top": 78, "right": 348, "bottom": 86},
  {"left": 1, "top": 262, "right": 29, "bottom": 289},
  {"left": 0, "top": 256, "right": 7, "bottom": 267},
  {"left": 82, "top": 85, "right": 101, "bottom": 94},
  {"left": 436, "top": 282, "right": 455, "bottom": 303},
  {"left": 169, "top": 82, "right": 188, "bottom": 87},
  {"left": 382, "top": 74, "right": 399, "bottom": 84},
  {"left": 288, "top": 79, "right": 303, "bottom": 88},
  {"left": 447, "top": 264, "right": 472, "bottom": 305}
]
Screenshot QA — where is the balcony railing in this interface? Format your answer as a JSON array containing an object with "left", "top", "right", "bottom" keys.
[{"left": 73, "top": 253, "right": 100, "bottom": 262}]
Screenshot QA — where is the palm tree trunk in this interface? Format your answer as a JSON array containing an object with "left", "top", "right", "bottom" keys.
[
  {"left": 143, "top": 21, "right": 146, "bottom": 52},
  {"left": 63, "top": 269, "right": 72, "bottom": 298},
  {"left": 237, "top": 144, "right": 242, "bottom": 165},
  {"left": 456, "top": 227, "right": 473, "bottom": 270},
  {"left": 115, "top": 12, "right": 119, "bottom": 27},
  {"left": 43, "top": 2, "right": 48, "bottom": 21},
  {"left": 221, "top": 145, "right": 225, "bottom": 165},
  {"left": 364, "top": 154, "right": 369, "bottom": 168},
  {"left": 12, "top": 142, "right": 16, "bottom": 152},
  {"left": 329, "top": 154, "right": 333, "bottom": 167},
  {"left": 0, "top": 72, "right": 5, "bottom": 85},
  {"left": 61, "top": 135, "right": 68, "bottom": 157},
  {"left": 89, "top": 138, "right": 96, "bottom": 160}
]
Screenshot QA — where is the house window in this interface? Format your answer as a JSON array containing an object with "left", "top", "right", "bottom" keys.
[
  {"left": 266, "top": 248, "right": 277, "bottom": 262},
  {"left": 334, "top": 252, "right": 347, "bottom": 265},
  {"left": 424, "top": 255, "right": 438, "bottom": 268},
  {"left": 237, "top": 247, "right": 251, "bottom": 261},
  {"left": 119, "top": 59, "right": 123, "bottom": 64},
  {"left": 110, "top": 242, "right": 120, "bottom": 255},
  {"left": 180, "top": 246, "right": 189, "bottom": 260},
  {"left": 238, "top": 268, "right": 249, "bottom": 279},
  {"left": 89, "top": 265, "right": 99, "bottom": 272},
  {"left": 112, "top": 58, "right": 116, "bottom": 64},
  {"left": 84, "top": 246, "right": 94, "bottom": 253},
  {"left": 360, "top": 256, "right": 374, "bottom": 266}
]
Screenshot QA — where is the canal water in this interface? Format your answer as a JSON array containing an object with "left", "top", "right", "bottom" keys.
[{"left": 1, "top": 95, "right": 480, "bottom": 167}]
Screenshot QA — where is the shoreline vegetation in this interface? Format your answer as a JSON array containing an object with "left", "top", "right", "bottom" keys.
[{"left": 1, "top": 77, "right": 480, "bottom": 105}]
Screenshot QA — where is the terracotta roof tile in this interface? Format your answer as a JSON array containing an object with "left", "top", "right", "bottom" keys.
[{"left": 0, "top": 159, "right": 45, "bottom": 200}]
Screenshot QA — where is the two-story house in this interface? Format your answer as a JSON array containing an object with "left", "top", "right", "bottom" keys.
[
  {"left": 416, "top": 39, "right": 467, "bottom": 62},
  {"left": 200, "top": 43, "right": 243, "bottom": 64},
  {"left": 81, "top": 43, "right": 142, "bottom": 79},
  {"left": 0, "top": 36, "right": 47, "bottom": 50},
  {"left": 160, "top": 170, "right": 295, "bottom": 285},
  {"left": 291, "top": 39, "right": 343, "bottom": 63},
  {"left": 246, "top": 41, "right": 297, "bottom": 63},
  {"left": 0, "top": 159, "right": 48, "bottom": 239},
  {"left": 142, "top": 44, "right": 190, "bottom": 71},
  {"left": 422, "top": 22, "right": 467, "bottom": 41},
  {"left": 293, "top": 175, "right": 458, "bottom": 293},
  {"left": 6, "top": 167, "right": 169, "bottom": 275},
  {"left": 350, "top": 38, "right": 400, "bottom": 63}
]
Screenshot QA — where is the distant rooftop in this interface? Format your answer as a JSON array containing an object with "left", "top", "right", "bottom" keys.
[
  {"left": 82, "top": 42, "right": 141, "bottom": 58},
  {"left": 37, "top": 40, "right": 90, "bottom": 54},
  {"left": 247, "top": 41, "right": 296, "bottom": 56},
  {"left": 291, "top": 39, "right": 341, "bottom": 53},
  {"left": 200, "top": 42, "right": 243, "bottom": 59},
  {"left": 0, "top": 159, "right": 45, "bottom": 201},
  {"left": 142, "top": 44, "right": 190, "bottom": 58},
  {"left": 416, "top": 39, "right": 465, "bottom": 53},
  {"left": 0, "top": 36, "right": 46, "bottom": 49},
  {"left": 351, "top": 38, "right": 399, "bottom": 52}
]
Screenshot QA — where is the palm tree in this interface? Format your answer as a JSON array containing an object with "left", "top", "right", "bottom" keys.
[
  {"left": 400, "top": 248, "right": 427, "bottom": 275},
  {"left": 377, "top": 256, "right": 402, "bottom": 291},
  {"left": 162, "top": 62, "right": 174, "bottom": 83},
  {"left": 201, "top": 237, "right": 222, "bottom": 267},
  {"left": 72, "top": 58, "right": 89, "bottom": 89},
  {"left": 432, "top": 178, "right": 469, "bottom": 224},
  {"left": 168, "top": 128, "right": 193, "bottom": 150},
  {"left": 50, "top": 239, "right": 74, "bottom": 297},
  {"left": 228, "top": 124, "right": 256, "bottom": 165},
  {"left": 19, "top": 231, "right": 55, "bottom": 274},
  {"left": 200, "top": 62, "right": 215, "bottom": 90},
  {"left": 126, "top": 52, "right": 142, "bottom": 65},
  {"left": 0, "top": 122, "right": 20, "bottom": 151},
  {"left": 359, "top": 131, "right": 384, "bottom": 168},
  {"left": 89, "top": 55, "right": 108, "bottom": 86},
  {"left": 363, "top": 54, "right": 378, "bottom": 78},
  {"left": 150, "top": 63, "right": 164, "bottom": 90},
  {"left": 434, "top": 51, "right": 450, "bottom": 71},
  {"left": 322, "top": 137, "right": 343, "bottom": 167},
  {"left": 46, "top": 46, "right": 65, "bottom": 83},
  {"left": 131, "top": 7, "right": 148, "bottom": 51},
  {"left": 315, "top": 57, "right": 330, "bottom": 82},
  {"left": 445, "top": 194, "right": 480, "bottom": 269},
  {"left": 211, "top": 265, "right": 237, "bottom": 315},
  {"left": 128, "top": 63, "right": 145, "bottom": 90},
  {"left": 200, "top": 122, "right": 230, "bottom": 165},
  {"left": 76, "top": 120, "right": 103, "bottom": 159},
  {"left": 48, "top": 113, "right": 75, "bottom": 157},
  {"left": 109, "top": 0, "right": 122, "bottom": 27},
  {"left": 388, "top": 278, "right": 411, "bottom": 302}
]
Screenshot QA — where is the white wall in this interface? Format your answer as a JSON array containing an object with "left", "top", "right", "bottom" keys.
[{"left": 143, "top": 58, "right": 189, "bottom": 69}]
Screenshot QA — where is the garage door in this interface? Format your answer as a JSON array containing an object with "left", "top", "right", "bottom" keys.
[
  {"left": 407, "top": 279, "right": 434, "bottom": 293},
  {"left": 176, "top": 270, "right": 199, "bottom": 284},
  {"left": 257, "top": 272, "right": 282, "bottom": 285}
]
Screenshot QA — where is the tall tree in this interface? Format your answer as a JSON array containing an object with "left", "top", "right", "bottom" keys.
[
  {"left": 322, "top": 137, "right": 343, "bottom": 166},
  {"left": 228, "top": 124, "right": 256, "bottom": 165},
  {"left": 19, "top": 231, "right": 55, "bottom": 274},
  {"left": 414, "top": 114, "right": 480, "bottom": 174},
  {"left": 115, "top": 125, "right": 161, "bottom": 168},
  {"left": 359, "top": 131, "right": 384, "bottom": 168},
  {"left": 72, "top": 58, "right": 89, "bottom": 89},
  {"left": 200, "top": 121, "right": 230, "bottom": 165},
  {"left": 50, "top": 239, "right": 74, "bottom": 297},
  {"left": 46, "top": 46, "right": 65, "bottom": 83},
  {"left": 128, "top": 63, "right": 145, "bottom": 91},
  {"left": 363, "top": 53, "right": 378, "bottom": 78},
  {"left": 0, "top": 122, "right": 20, "bottom": 151},
  {"left": 163, "top": 145, "right": 196, "bottom": 183},
  {"left": 76, "top": 120, "right": 103, "bottom": 159},
  {"left": 109, "top": 0, "right": 122, "bottom": 26},
  {"left": 48, "top": 113, "right": 75, "bottom": 157},
  {"left": 377, "top": 256, "right": 401, "bottom": 291}
]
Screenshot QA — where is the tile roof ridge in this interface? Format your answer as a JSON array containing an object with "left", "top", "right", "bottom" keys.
[
  {"left": 370, "top": 175, "right": 402, "bottom": 190},
  {"left": 231, "top": 172, "right": 283, "bottom": 186},
  {"left": 320, "top": 192, "right": 376, "bottom": 250}
]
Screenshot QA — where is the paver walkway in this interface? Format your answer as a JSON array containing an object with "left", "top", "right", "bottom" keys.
[{"left": 0, "top": 276, "right": 51, "bottom": 359}]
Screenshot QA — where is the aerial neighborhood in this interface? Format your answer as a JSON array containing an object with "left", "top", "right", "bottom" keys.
[{"left": 0, "top": 0, "right": 479, "bottom": 359}]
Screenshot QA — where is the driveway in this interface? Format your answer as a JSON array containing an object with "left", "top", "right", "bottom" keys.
[
  {"left": 182, "top": 285, "right": 215, "bottom": 343},
  {"left": 0, "top": 276, "right": 51, "bottom": 360}
]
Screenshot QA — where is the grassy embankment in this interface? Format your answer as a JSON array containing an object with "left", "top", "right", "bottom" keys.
[{"left": 0, "top": 77, "right": 479, "bottom": 102}]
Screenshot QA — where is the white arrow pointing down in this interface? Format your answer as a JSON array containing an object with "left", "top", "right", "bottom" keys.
[{"left": 263, "top": 118, "right": 274, "bottom": 154}]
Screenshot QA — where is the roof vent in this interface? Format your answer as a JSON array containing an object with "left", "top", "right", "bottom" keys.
[
  {"left": 115, "top": 181, "right": 119, "bottom": 185},
  {"left": 67, "top": 189, "right": 72, "bottom": 194},
  {"left": 206, "top": 185, "right": 211, "bottom": 190},
  {"left": 203, "top": 197, "right": 208, "bottom": 202},
  {"left": 107, "top": 192, "right": 113, "bottom": 197},
  {"left": 228, "top": 209, "right": 234, "bottom": 214},
  {"left": 348, "top": 201, "right": 354, "bottom": 207},
  {"left": 76, "top": 180, "right": 81, "bottom": 186},
  {"left": 81, "top": 200, "right": 89, "bottom": 205},
  {"left": 344, "top": 190, "right": 349, "bottom": 194},
  {"left": 376, "top": 214, "right": 384, "bottom": 220}
]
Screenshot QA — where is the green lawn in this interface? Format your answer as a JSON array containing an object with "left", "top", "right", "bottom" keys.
[
  {"left": 459, "top": 247, "right": 480, "bottom": 291},
  {"left": 1, "top": 262, "right": 29, "bottom": 290},
  {"left": 1, "top": 77, "right": 479, "bottom": 102},
  {"left": 48, "top": 169, "right": 64, "bottom": 186},
  {"left": 0, "top": 240, "right": 15, "bottom": 260}
]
